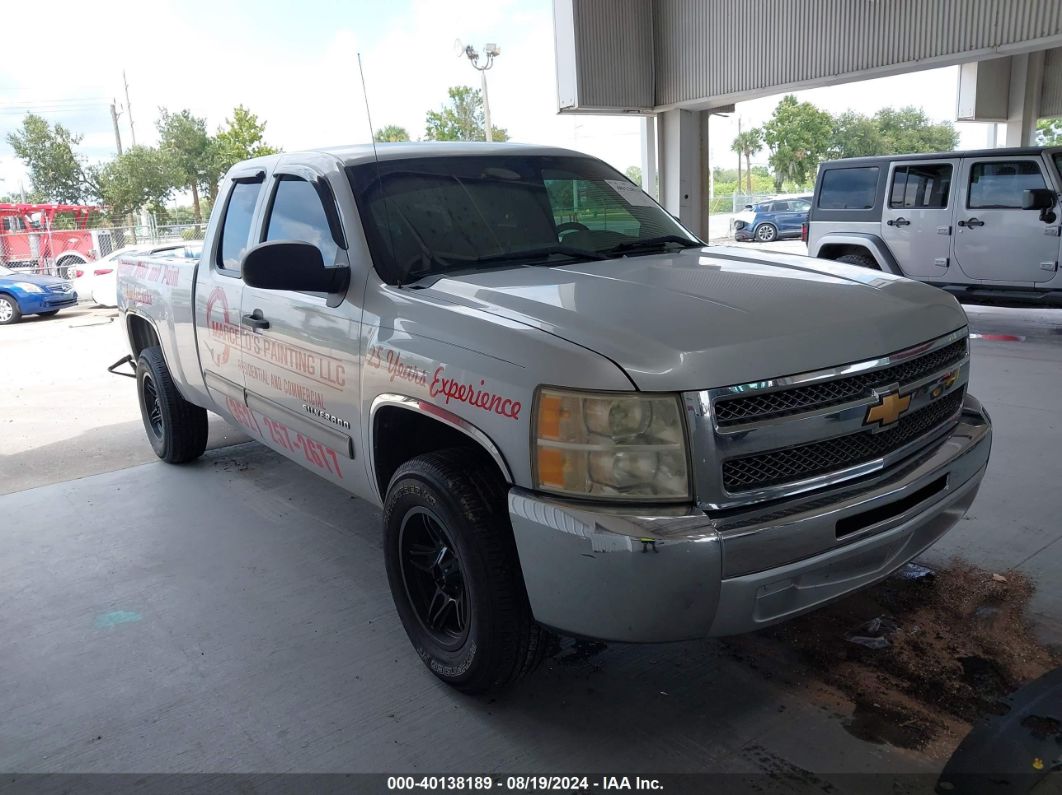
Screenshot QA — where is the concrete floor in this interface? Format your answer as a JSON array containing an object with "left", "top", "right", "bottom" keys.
[{"left": 1, "top": 299, "right": 1060, "bottom": 777}]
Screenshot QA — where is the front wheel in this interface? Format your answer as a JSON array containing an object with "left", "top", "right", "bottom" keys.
[
  {"left": 383, "top": 449, "right": 545, "bottom": 693},
  {"left": 0, "top": 296, "right": 22, "bottom": 325},
  {"left": 754, "top": 223, "right": 778, "bottom": 242},
  {"left": 136, "top": 346, "right": 208, "bottom": 463}
]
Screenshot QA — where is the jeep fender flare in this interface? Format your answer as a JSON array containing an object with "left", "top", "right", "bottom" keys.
[{"left": 809, "top": 233, "right": 904, "bottom": 275}]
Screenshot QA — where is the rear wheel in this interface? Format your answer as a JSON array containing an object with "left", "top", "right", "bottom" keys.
[
  {"left": 754, "top": 223, "right": 778, "bottom": 242},
  {"left": 383, "top": 449, "right": 545, "bottom": 693},
  {"left": 56, "top": 256, "right": 82, "bottom": 280},
  {"left": 136, "top": 346, "right": 208, "bottom": 463},
  {"left": 0, "top": 296, "right": 21, "bottom": 325},
  {"left": 837, "top": 252, "right": 879, "bottom": 270}
]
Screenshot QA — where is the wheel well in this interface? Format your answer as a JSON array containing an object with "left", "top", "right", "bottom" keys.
[
  {"left": 56, "top": 253, "right": 87, "bottom": 263},
  {"left": 372, "top": 406, "right": 503, "bottom": 497},
  {"left": 127, "top": 314, "right": 161, "bottom": 358},
  {"left": 817, "top": 243, "right": 880, "bottom": 268}
]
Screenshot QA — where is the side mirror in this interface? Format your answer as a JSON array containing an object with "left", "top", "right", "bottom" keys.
[
  {"left": 241, "top": 241, "right": 349, "bottom": 293},
  {"left": 1022, "top": 188, "right": 1055, "bottom": 210}
]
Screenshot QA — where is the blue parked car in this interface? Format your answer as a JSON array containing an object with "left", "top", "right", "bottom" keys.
[
  {"left": 733, "top": 196, "right": 812, "bottom": 242},
  {"left": 0, "top": 265, "right": 78, "bottom": 325}
]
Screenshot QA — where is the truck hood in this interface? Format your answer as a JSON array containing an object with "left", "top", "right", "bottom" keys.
[{"left": 422, "top": 246, "right": 968, "bottom": 391}]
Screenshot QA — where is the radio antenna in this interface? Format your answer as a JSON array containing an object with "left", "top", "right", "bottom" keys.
[{"left": 356, "top": 52, "right": 401, "bottom": 287}]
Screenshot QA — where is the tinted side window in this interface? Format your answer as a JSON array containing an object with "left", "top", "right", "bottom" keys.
[
  {"left": 967, "top": 161, "right": 1046, "bottom": 209},
  {"left": 770, "top": 202, "right": 789, "bottom": 212},
  {"left": 265, "top": 178, "right": 339, "bottom": 265},
  {"left": 217, "top": 182, "right": 262, "bottom": 271},
  {"left": 889, "top": 164, "right": 952, "bottom": 209},
  {"left": 818, "top": 167, "right": 879, "bottom": 210}
]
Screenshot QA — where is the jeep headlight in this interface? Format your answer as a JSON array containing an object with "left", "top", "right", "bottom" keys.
[{"left": 532, "top": 387, "right": 691, "bottom": 502}]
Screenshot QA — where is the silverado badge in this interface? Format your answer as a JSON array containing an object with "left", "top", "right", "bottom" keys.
[{"left": 865, "top": 389, "right": 912, "bottom": 429}]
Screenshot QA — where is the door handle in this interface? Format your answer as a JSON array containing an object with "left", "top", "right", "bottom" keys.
[
  {"left": 958, "top": 218, "right": 985, "bottom": 228},
  {"left": 886, "top": 217, "right": 910, "bottom": 227},
  {"left": 241, "top": 311, "right": 270, "bottom": 330}
]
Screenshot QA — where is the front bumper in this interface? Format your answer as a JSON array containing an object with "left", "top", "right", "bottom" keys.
[
  {"left": 20, "top": 292, "right": 77, "bottom": 313},
  {"left": 509, "top": 394, "right": 991, "bottom": 642}
]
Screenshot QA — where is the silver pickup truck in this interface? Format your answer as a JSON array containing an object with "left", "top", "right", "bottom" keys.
[{"left": 117, "top": 143, "right": 992, "bottom": 693}]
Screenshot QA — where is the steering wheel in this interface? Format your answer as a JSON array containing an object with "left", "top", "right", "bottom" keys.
[{"left": 556, "top": 221, "right": 590, "bottom": 239}]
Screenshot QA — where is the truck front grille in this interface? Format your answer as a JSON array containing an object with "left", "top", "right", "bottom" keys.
[
  {"left": 721, "top": 388, "right": 965, "bottom": 493},
  {"left": 714, "top": 338, "right": 966, "bottom": 427}
]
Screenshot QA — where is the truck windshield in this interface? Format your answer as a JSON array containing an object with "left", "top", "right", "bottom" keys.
[{"left": 347, "top": 155, "right": 700, "bottom": 284}]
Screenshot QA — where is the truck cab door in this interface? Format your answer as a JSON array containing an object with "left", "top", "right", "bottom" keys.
[
  {"left": 880, "top": 159, "right": 958, "bottom": 279},
  {"left": 953, "top": 156, "right": 1060, "bottom": 283},
  {"left": 194, "top": 171, "right": 266, "bottom": 415},
  {"left": 238, "top": 165, "right": 359, "bottom": 488}
]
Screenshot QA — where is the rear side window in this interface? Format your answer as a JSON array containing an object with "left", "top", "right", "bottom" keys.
[
  {"left": 818, "top": 167, "right": 879, "bottom": 210},
  {"left": 890, "top": 164, "right": 952, "bottom": 209},
  {"left": 217, "top": 181, "right": 262, "bottom": 271},
  {"left": 968, "top": 161, "right": 1046, "bottom": 209},
  {"left": 265, "top": 177, "right": 339, "bottom": 266}
]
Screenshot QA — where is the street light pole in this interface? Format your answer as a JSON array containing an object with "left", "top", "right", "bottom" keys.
[{"left": 462, "top": 43, "right": 501, "bottom": 142}]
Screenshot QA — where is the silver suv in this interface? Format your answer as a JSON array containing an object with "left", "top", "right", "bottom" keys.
[{"left": 807, "top": 147, "right": 1062, "bottom": 308}]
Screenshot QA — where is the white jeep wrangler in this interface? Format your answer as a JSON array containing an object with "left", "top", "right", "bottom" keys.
[{"left": 807, "top": 146, "right": 1062, "bottom": 308}]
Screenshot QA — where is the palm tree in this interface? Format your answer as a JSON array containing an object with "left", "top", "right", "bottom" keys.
[
  {"left": 731, "top": 128, "right": 764, "bottom": 194},
  {"left": 374, "top": 125, "right": 411, "bottom": 143}
]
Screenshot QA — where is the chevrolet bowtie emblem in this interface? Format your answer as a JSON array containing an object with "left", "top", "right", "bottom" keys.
[{"left": 865, "top": 390, "right": 912, "bottom": 428}]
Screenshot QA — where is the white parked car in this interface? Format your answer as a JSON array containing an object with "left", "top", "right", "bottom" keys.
[{"left": 88, "top": 243, "right": 201, "bottom": 307}]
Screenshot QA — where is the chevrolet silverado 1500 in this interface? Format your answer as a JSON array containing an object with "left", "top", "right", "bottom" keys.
[{"left": 116, "top": 143, "right": 992, "bottom": 692}]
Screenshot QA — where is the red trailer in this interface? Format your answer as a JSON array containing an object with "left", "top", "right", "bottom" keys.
[{"left": 0, "top": 203, "right": 103, "bottom": 278}]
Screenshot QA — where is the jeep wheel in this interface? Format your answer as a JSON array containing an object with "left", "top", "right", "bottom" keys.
[
  {"left": 384, "top": 449, "right": 545, "bottom": 693},
  {"left": 837, "top": 252, "right": 879, "bottom": 270},
  {"left": 754, "top": 223, "right": 778, "bottom": 242},
  {"left": 136, "top": 345, "right": 208, "bottom": 463},
  {"left": 0, "top": 295, "right": 22, "bottom": 325}
]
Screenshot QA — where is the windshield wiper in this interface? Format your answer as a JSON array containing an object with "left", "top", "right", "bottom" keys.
[
  {"left": 469, "top": 245, "right": 609, "bottom": 266},
  {"left": 605, "top": 235, "right": 703, "bottom": 255}
]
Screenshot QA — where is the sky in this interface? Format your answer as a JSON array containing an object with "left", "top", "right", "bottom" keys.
[{"left": 0, "top": 0, "right": 1002, "bottom": 203}]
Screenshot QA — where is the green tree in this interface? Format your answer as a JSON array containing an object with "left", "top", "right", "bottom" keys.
[
  {"left": 829, "top": 111, "right": 885, "bottom": 158},
  {"left": 208, "top": 105, "right": 280, "bottom": 202},
  {"left": 96, "top": 146, "right": 178, "bottom": 221},
  {"left": 1035, "top": 117, "right": 1062, "bottom": 146},
  {"left": 374, "top": 124, "right": 411, "bottom": 142},
  {"left": 424, "top": 86, "right": 509, "bottom": 142},
  {"left": 5, "top": 113, "right": 99, "bottom": 203},
  {"left": 761, "top": 95, "right": 833, "bottom": 191},
  {"left": 157, "top": 108, "right": 212, "bottom": 224},
  {"left": 624, "top": 165, "right": 642, "bottom": 185},
  {"left": 731, "top": 128, "right": 763, "bottom": 193},
  {"left": 873, "top": 106, "right": 958, "bottom": 153}
]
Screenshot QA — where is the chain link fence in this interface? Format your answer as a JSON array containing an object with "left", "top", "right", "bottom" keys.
[{"left": 1, "top": 218, "right": 206, "bottom": 279}]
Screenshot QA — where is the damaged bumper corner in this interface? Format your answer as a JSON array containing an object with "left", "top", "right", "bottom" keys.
[{"left": 509, "top": 394, "right": 992, "bottom": 643}]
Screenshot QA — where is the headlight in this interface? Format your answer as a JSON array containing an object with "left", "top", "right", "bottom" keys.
[
  {"left": 13, "top": 282, "right": 43, "bottom": 293},
  {"left": 532, "top": 387, "right": 691, "bottom": 502}
]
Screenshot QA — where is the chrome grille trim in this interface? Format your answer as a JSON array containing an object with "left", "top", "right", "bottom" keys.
[
  {"left": 685, "top": 328, "right": 971, "bottom": 511},
  {"left": 709, "top": 327, "right": 968, "bottom": 428},
  {"left": 721, "top": 388, "right": 965, "bottom": 492}
]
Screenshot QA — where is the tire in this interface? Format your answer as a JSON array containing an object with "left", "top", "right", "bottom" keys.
[
  {"left": 37, "top": 310, "right": 60, "bottom": 317},
  {"left": 136, "top": 345, "right": 208, "bottom": 464},
  {"left": 56, "top": 256, "right": 82, "bottom": 280},
  {"left": 837, "top": 252, "right": 880, "bottom": 270},
  {"left": 383, "top": 449, "right": 545, "bottom": 693},
  {"left": 754, "top": 223, "right": 778, "bottom": 242},
  {"left": 0, "top": 295, "right": 21, "bottom": 325}
]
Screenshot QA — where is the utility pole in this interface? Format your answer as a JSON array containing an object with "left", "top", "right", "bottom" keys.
[
  {"left": 461, "top": 43, "right": 501, "bottom": 142},
  {"left": 123, "top": 70, "right": 137, "bottom": 147},
  {"left": 110, "top": 101, "right": 124, "bottom": 155},
  {"left": 736, "top": 116, "right": 743, "bottom": 207}
]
